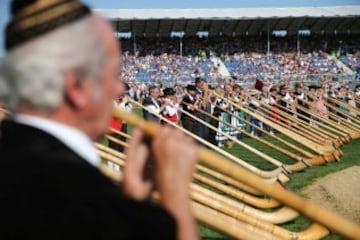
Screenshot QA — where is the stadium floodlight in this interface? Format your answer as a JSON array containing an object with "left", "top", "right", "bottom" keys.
[
  {"left": 170, "top": 31, "right": 185, "bottom": 38},
  {"left": 196, "top": 31, "right": 209, "bottom": 38},
  {"left": 170, "top": 31, "right": 185, "bottom": 57},
  {"left": 296, "top": 29, "right": 311, "bottom": 56},
  {"left": 298, "top": 29, "right": 311, "bottom": 36},
  {"left": 272, "top": 30, "right": 287, "bottom": 37},
  {"left": 114, "top": 32, "right": 132, "bottom": 39}
]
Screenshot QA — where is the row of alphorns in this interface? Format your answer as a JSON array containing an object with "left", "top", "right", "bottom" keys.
[
  {"left": 96, "top": 91, "right": 360, "bottom": 240},
  {"left": 1, "top": 93, "right": 360, "bottom": 239}
]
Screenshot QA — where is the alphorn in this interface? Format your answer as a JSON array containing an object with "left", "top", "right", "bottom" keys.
[
  {"left": 0, "top": 108, "right": 9, "bottom": 122},
  {"left": 112, "top": 107, "right": 360, "bottom": 239},
  {"left": 198, "top": 97, "right": 320, "bottom": 163},
  {"left": 131, "top": 99, "right": 288, "bottom": 181},
  {"left": 293, "top": 101, "right": 353, "bottom": 141},
  {"left": 274, "top": 99, "right": 347, "bottom": 145},
  {"left": 0, "top": 108, "right": 9, "bottom": 115},
  {"left": 109, "top": 128, "right": 132, "bottom": 139},
  {"left": 323, "top": 101, "right": 360, "bottom": 131},
  {"left": 99, "top": 145, "right": 297, "bottom": 224},
  {"left": 276, "top": 93, "right": 354, "bottom": 141},
  {"left": 326, "top": 97, "right": 360, "bottom": 121},
  {"left": 247, "top": 101, "right": 331, "bottom": 146},
  {"left": 105, "top": 128, "right": 270, "bottom": 197},
  {"left": 97, "top": 148, "right": 296, "bottom": 223},
  {"left": 105, "top": 135, "right": 128, "bottom": 148},
  {"left": 238, "top": 93, "right": 346, "bottom": 159},
  {"left": 97, "top": 158, "right": 284, "bottom": 240},
  {"left": 327, "top": 96, "right": 360, "bottom": 117},
  {"left": 213, "top": 91, "right": 339, "bottom": 156},
  {"left": 296, "top": 96, "right": 359, "bottom": 137},
  {"left": 108, "top": 122, "right": 282, "bottom": 196},
  {"left": 178, "top": 106, "right": 293, "bottom": 175},
  {"left": 192, "top": 183, "right": 298, "bottom": 224},
  {"left": 204, "top": 98, "right": 326, "bottom": 165},
  {"left": 98, "top": 144, "right": 329, "bottom": 239},
  {"left": 97, "top": 141, "right": 266, "bottom": 198},
  {"left": 260, "top": 100, "right": 337, "bottom": 144},
  {"left": 321, "top": 101, "right": 360, "bottom": 131},
  {"left": 98, "top": 135, "right": 282, "bottom": 209},
  {"left": 182, "top": 101, "right": 310, "bottom": 171},
  {"left": 254, "top": 100, "right": 344, "bottom": 159}
]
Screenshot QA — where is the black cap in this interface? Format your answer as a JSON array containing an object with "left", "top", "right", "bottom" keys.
[
  {"left": 163, "top": 87, "right": 176, "bottom": 96},
  {"left": 195, "top": 77, "right": 205, "bottom": 85},
  {"left": 5, "top": 0, "right": 91, "bottom": 51},
  {"left": 308, "top": 85, "right": 320, "bottom": 91},
  {"left": 186, "top": 84, "right": 197, "bottom": 92},
  {"left": 269, "top": 87, "right": 277, "bottom": 92}
]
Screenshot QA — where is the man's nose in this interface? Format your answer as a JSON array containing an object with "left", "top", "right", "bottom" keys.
[{"left": 115, "top": 80, "right": 125, "bottom": 96}]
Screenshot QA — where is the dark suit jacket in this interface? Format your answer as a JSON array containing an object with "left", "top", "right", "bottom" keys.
[
  {"left": 142, "top": 97, "right": 161, "bottom": 123},
  {"left": 180, "top": 94, "right": 196, "bottom": 123},
  {"left": 0, "top": 120, "right": 175, "bottom": 239}
]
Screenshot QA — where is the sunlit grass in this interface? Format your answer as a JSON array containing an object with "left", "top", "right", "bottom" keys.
[
  {"left": 199, "top": 137, "right": 360, "bottom": 239},
  {"left": 109, "top": 106, "right": 360, "bottom": 239}
]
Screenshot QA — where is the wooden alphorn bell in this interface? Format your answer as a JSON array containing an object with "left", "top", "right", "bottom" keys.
[{"left": 111, "top": 106, "right": 360, "bottom": 239}]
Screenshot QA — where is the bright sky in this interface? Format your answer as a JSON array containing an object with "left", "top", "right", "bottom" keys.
[
  {"left": 1, "top": 0, "right": 360, "bottom": 57},
  {"left": 84, "top": 0, "right": 360, "bottom": 8}
]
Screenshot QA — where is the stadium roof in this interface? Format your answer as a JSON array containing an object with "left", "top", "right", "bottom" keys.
[{"left": 95, "top": 5, "right": 360, "bottom": 37}]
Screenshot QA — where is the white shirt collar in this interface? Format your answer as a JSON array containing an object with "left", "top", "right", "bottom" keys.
[
  {"left": 14, "top": 114, "right": 100, "bottom": 167},
  {"left": 151, "top": 97, "right": 160, "bottom": 109}
]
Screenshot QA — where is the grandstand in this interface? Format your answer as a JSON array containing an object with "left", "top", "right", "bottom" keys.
[
  {"left": 1, "top": 3, "right": 359, "bottom": 239},
  {"left": 95, "top": 6, "right": 360, "bottom": 84}
]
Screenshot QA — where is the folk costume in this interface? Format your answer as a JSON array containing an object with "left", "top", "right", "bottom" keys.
[{"left": 0, "top": 1, "right": 176, "bottom": 239}]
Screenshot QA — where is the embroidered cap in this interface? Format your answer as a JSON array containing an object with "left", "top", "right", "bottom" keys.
[{"left": 5, "top": 0, "right": 91, "bottom": 51}]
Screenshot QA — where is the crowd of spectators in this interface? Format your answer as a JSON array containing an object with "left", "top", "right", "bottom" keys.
[
  {"left": 121, "top": 52, "right": 221, "bottom": 83},
  {"left": 125, "top": 78, "right": 360, "bottom": 149},
  {"left": 119, "top": 34, "right": 360, "bottom": 84}
]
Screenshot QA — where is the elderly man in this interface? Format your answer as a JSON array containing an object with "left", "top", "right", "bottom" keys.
[
  {"left": 142, "top": 85, "right": 163, "bottom": 123},
  {"left": 0, "top": 1, "right": 199, "bottom": 240}
]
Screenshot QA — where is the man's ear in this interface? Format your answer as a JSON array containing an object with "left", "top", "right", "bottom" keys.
[{"left": 63, "top": 69, "right": 89, "bottom": 109}]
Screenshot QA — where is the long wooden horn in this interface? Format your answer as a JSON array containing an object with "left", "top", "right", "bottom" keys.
[
  {"left": 247, "top": 100, "right": 332, "bottom": 145},
  {"left": 186, "top": 100, "right": 312, "bottom": 169},
  {"left": 295, "top": 96, "right": 359, "bottom": 138},
  {"left": 293, "top": 100, "right": 353, "bottom": 140},
  {"left": 97, "top": 153, "right": 285, "bottom": 240},
  {"left": 99, "top": 144, "right": 297, "bottom": 223},
  {"left": 323, "top": 101, "right": 360, "bottom": 131},
  {"left": 98, "top": 144, "right": 329, "bottom": 239},
  {"left": 204, "top": 98, "right": 327, "bottom": 164},
  {"left": 273, "top": 99, "right": 347, "bottom": 145},
  {"left": 178, "top": 105, "right": 293, "bottom": 175},
  {"left": 108, "top": 123, "right": 274, "bottom": 197},
  {"left": 97, "top": 141, "right": 266, "bottom": 198},
  {"left": 326, "top": 97, "right": 360, "bottom": 121},
  {"left": 258, "top": 99, "right": 337, "bottom": 143},
  {"left": 212, "top": 91, "right": 338, "bottom": 155},
  {"left": 112, "top": 107, "right": 360, "bottom": 239},
  {"left": 131, "top": 98, "right": 288, "bottom": 181},
  {"left": 99, "top": 135, "right": 282, "bottom": 209},
  {"left": 327, "top": 96, "right": 360, "bottom": 117}
]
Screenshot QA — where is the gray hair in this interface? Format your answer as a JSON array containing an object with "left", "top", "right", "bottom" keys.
[{"left": 0, "top": 15, "right": 105, "bottom": 112}]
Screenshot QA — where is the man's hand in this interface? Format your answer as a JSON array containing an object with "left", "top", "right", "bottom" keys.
[{"left": 123, "top": 129, "right": 153, "bottom": 201}]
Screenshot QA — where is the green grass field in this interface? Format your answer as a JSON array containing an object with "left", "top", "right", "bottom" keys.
[
  {"left": 198, "top": 136, "right": 360, "bottom": 239},
  {"left": 120, "top": 107, "right": 360, "bottom": 239}
]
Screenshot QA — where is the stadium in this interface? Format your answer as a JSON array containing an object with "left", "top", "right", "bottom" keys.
[
  {"left": 0, "top": 1, "right": 360, "bottom": 239},
  {"left": 95, "top": 5, "right": 360, "bottom": 239},
  {"left": 96, "top": 6, "right": 360, "bottom": 85}
]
